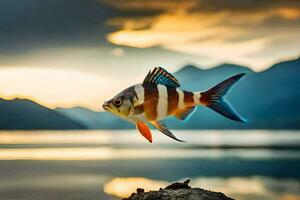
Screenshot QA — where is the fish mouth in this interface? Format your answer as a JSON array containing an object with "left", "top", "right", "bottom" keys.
[{"left": 102, "top": 102, "right": 111, "bottom": 111}]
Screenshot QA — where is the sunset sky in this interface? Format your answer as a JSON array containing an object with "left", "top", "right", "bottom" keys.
[{"left": 0, "top": 0, "right": 299, "bottom": 110}]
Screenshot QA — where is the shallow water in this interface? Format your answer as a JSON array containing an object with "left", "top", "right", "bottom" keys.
[{"left": 0, "top": 130, "right": 299, "bottom": 200}]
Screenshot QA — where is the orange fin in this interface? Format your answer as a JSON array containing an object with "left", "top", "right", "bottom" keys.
[
  {"left": 136, "top": 122, "right": 152, "bottom": 143},
  {"left": 174, "top": 106, "right": 197, "bottom": 121}
]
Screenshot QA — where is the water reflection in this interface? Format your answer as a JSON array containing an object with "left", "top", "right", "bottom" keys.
[
  {"left": 104, "top": 176, "right": 300, "bottom": 200},
  {"left": 104, "top": 177, "right": 168, "bottom": 198},
  {"left": 0, "top": 130, "right": 299, "bottom": 146},
  {"left": 0, "top": 130, "right": 299, "bottom": 200},
  {"left": 0, "top": 147, "right": 300, "bottom": 160},
  {"left": 0, "top": 130, "right": 299, "bottom": 160}
]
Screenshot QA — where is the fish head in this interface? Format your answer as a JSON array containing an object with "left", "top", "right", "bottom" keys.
[{"left": 102, "top": 87, "right": 136, "bottom": 118}]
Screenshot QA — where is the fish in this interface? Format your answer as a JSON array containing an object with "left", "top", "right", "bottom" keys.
[{"left": 102, "top": 67, "right": 246, "bottom": 143}]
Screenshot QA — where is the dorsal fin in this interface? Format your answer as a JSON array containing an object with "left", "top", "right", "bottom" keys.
[{"left": 143, "top": 67, "right": 180, "bottom": 87}]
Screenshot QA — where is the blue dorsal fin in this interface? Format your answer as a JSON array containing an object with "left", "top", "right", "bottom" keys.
[{"left": 143, "top": 67, "right": 180, "bottom": 87}]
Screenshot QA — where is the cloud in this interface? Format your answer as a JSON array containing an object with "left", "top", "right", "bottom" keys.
[
  {"left": 104, "top": 0, "right": 300, "bottom": 12},
  {"left": 0, "top": 0, "right": 115, "bottom": 54},
  {"left": 105, "top": 0, "right": 300, "bottom": 70},
  {"left": 102, "top": 0, "right": 195, "bottom": 11},
  {"left": 1, "top": 0, "right": 299, "bottom": 72},
  {"left": 110, "top": 47, "right": 125, "bottom": 57},
  {"left": 0, "top": 0, "right": 212, "bottom": 73}
]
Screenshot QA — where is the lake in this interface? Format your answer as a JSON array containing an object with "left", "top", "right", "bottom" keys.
[{"left": 0, "top": 130, "right": 299, "bottom": 200}]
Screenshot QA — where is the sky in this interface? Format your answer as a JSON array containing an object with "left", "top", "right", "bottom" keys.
[{"left": 0, "top": 0, "right": 299, "bottom": 110}]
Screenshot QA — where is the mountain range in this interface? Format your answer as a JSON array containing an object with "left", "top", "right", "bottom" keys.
[
  {"left": 0, "top": 98, "right": 85, "bottom": 130},
  {"left": 57, "top": 57, "right": 300, "bottom": 130},
  {"left": 1, "top": 57, "right": 299, "bottom": 130}
]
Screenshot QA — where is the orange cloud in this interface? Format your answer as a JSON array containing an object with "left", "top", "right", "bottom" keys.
[
  {"left": 106, "top": 2, "right": 300, "bottom": 71},
  {"left": 103, "top": 0, "right": 197, "bottom": 11},
  {"left": 274, "top": 7, "right": 300, "bottom": 20}
]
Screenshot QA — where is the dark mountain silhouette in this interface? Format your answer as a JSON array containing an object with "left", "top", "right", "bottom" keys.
[
  {"left": 232, "top": 57, "right": 300, "bottom": 121},
  {"left": 0, "top": 98, "right": 85, "bottom": 130},
  {"left": 56, "top": 57, "right": 300, "bottom": 129},
  {"left": 175, "top": 63, "right": 253, "bottom": 91}
]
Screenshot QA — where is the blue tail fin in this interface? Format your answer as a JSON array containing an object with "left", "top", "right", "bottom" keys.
[{"left": 200, "top": 73, "right": 246, "bottom": 122}]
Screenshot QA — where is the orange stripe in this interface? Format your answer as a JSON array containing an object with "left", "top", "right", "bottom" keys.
[
  {"left": 167, "top": 87, "right": 178, "bottom": 114},
  {"left": 143, "top": 84, "right": 158, "bottom": 121},
  {"left": 183, "top": 91, "right": 194, "bottom": 106}
]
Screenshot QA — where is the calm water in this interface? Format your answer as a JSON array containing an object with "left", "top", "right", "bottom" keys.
[{"left": 0, "top": 130, "right": 299, "bottom": 200}]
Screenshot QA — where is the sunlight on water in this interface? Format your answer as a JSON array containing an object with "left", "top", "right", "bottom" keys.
[
  {"left": 0, "top": 148, "right": 300, "bottom": 160},
  {"left": 104, "top": 177, "right": 168, "bottom": 198},
  {"left": 0, "top": 130, "right": 299, "bottom": 145},
  {"left": 0, "top": 130, "right": 299, "bottom": 160},
  {"left": 103, "top": 176, "right": 300, "bottom": 200},
  {"left": 192, "top": 177, "right": 300, "bottom": 200},
  {"left": 0, "top": 131, "right": 113, "bottom": 144}
]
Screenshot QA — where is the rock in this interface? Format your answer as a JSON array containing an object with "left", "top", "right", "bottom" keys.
[
  {"left": 165, "top": 179, "right": 191, "bottom": 190},
  {"left": 122, "top": 179, "right": 234, "bottom": 200},
  {"left": 136, "top": 188, "right": 144, "bottom": 194}
]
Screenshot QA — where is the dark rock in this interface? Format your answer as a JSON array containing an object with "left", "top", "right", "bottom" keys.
[
  {"left": 136, "top": 188, "right": 144, "bottom": 194},
  {"left": 165, "top": 179, "right": 191, "bottom": 190},
  {"left": 122, "top": 180, "right": 234, "bottom": 200}
]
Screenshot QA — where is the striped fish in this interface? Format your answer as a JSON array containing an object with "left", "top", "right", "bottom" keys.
[{"left": 103, "top": 67, "right": 246, "bottom": 143}]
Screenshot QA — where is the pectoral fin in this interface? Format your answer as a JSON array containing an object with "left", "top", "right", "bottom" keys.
[
  {"left": 174, "top": 106, "right": 197, "bottom": 121},
  {"left": 151, "top": 121, "right": 185, "bottom": 142},
  {"left": 136, "top": 122, "right": 152, "bottom": 143}
]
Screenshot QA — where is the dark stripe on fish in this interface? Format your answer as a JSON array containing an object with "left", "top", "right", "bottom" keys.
[
  {"left": 134, "top": 104, "right": 144, "bottom": 115},
  {"left": 122, "top": 85, "right": 138, "bottom": 100},
  {"left": 183, "top": 91, "right": 194, "bottom": 106},
  {"left": 167, "top": 87, "right": 179, "bottom": 114},
  {"left": 143, "top": 83, "right": 158, "bottom": 120}
]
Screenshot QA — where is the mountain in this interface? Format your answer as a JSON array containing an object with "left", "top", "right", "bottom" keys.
[
  {"left": 56, "top": 107, "right": 133, "bottom": 129},
  {"left": 56, "top": 57, "right": 300, "bottom": 129},
  {"left": 0, "top": 98, "right": 85, "bottom": 130},
  {"left": 232, "top": 57, "right": 300, "bottom": 121},
  {"left": 175, "top": 63, "right": 253, "bottom": 91}
]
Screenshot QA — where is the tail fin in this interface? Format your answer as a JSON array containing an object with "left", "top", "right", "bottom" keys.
[{"left": 200, "top": 73, "right": 246, "bottom": 122}]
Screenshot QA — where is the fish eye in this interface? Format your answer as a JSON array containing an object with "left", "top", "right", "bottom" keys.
[{"left": 113, "top": 97, "right": 123, "bottom": 106}]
